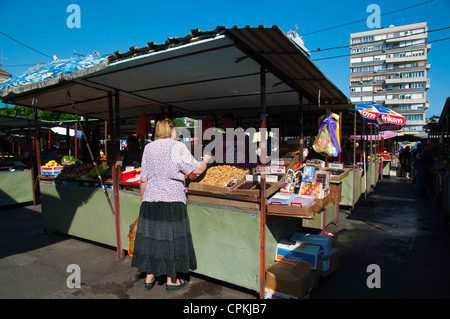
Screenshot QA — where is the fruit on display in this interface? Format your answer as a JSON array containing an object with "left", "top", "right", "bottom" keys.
[
  {"left": 44, "top": 160, "right": 60, "bottom": 167},
  {"left": 62, "top": 155, "right": 76, "bottom": 165},
  {"left": 56, "top": 161, "right": 111, "bottom": 180}
]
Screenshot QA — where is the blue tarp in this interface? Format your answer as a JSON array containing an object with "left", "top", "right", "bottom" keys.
[{"left": 0, "top": 54, "right": 109, "bottom": 92}]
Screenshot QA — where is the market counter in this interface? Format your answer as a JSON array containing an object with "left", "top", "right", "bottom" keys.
[
  {"left": 122, "top": 189, "right": 299, "bottom": 291},
  {"left": 0, "top": 169, "right": 34, "bottom": 207},
  {"left": 382, "top": 159, "right": 391, "bottom": 177},
  {"left": 39, "top": 179, "right": 299, "bottom": 292},
  {"left": 40, "top": 180, "right": 121, "bottom": 248},
  {"left": 339, "top": 167, "right": 361, "bottom": 207}
]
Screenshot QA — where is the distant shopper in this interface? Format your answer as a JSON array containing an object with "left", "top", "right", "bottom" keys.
[
  {"left": 398, "top": 148, "right": 404, "bottom": 177},
  {"left": 412, "top": 143, "right": 422, "bottom": 185},
  {"left": 131, "top": 118, "right": 211, "bottom": 293},
  {"left": 121, "top": 136, "right": 143, "bottom": 169},
  {"left": 416, "top": 144, "right": 437, "bottom": 200},
  {"left": 403, "top": 146, "right": 412, "bottom": 179}
]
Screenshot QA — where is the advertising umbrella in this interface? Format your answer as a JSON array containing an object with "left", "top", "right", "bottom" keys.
[
  {"left": 356, "top": 104, "right": 406, "bottom": 131},
  {"left": 355, "top": 104, "right": 406, "bottom": 197}
]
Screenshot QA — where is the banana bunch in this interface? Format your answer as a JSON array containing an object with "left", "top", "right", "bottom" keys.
[{"left": 44, "top": 160, "right": 59, "bottom": 167}]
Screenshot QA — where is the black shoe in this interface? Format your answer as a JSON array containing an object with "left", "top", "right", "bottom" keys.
[
  {"left": 166, "top": 279, "right": 188, "bottom": 294},
  {"left": 144, "top": 281, "right": 155, "bottom": 291}
]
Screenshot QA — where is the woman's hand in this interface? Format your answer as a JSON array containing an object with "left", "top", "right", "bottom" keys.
[{"left": 191, "top": 154, "right": 212, "bottom": 175}]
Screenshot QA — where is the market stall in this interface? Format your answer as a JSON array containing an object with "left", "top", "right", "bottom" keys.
[
  {"left": 0, "top": 162, "right": 35, "bottom": 207},
  {"left": 426, "top": 97, "right": 450, "bottom": 216},
  {"left": 0, "top": 26, "right": 351, "bottom": 297},
  {"left": 0, "top": 115, "right": 54, "bottom": 206}
]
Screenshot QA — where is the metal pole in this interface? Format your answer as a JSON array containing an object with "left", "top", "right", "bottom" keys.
[
  {"left": 109, "top": 91, "right": 124, "bottom": 259},
  {"left": 363, "top": 121, "right": 367, "bottom": 199},
  {"left": 259, "top": 66, "right": 267, "bottom": 299},
  {"left": 32, "top": 99, "right": 41, "bottom": 192},
  {"left": 299, "top": 94, "right": 304, "bottom": 166},
  {"left": 74, "top": 122, "right": 78, "bottom": 160},
  {"left": 352, "top": 106, "right": 356, "bottom": 210}
]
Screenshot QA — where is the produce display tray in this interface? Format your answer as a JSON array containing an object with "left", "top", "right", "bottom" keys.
[
  {"left": 266, "top": 194, "right": 333, "bottom": 219},
  {"left": 41, "top": 166, "right": 64, "bottom": 175}
]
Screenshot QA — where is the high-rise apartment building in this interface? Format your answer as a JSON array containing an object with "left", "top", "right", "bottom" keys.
[{"left": 349, "top": 22, "right": 430, "bottom": 133}]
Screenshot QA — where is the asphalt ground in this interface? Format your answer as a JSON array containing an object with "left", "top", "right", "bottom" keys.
[{"left": 1, "top": 172, "right": 449, "bottom": 304}]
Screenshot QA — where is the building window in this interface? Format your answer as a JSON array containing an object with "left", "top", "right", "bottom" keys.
[
  {"left": 401, "top": 71, "right": 424, "bottom": 78},
  {"left": 406, "top": 114, "right": 423, "bottom": 121},
  {"left": 410, "top": 82, "right": 425, "bottom": 88}
]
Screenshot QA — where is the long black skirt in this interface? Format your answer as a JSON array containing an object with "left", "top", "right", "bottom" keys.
[{"left": 131, "top": 201, "right": 197, "bottom": 278}]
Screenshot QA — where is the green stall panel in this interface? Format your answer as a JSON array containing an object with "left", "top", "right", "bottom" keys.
[
  {"left": 301, "top": 203, "right": 338, "bottom": 230},
  {"left": 340, "top": 168, "right": 361, "bottom": 207},
  {"left": 0, "top": 170, "right": 34, "bottom": 206},
  {"left": 382, "top": 160, "right": 391, "bottom": 177},
  {"left": 187, "top": 202, "right": 299, "bottom": 292},
  {"left": 40, "top": 182, "right": 119, "bottom": 248}
]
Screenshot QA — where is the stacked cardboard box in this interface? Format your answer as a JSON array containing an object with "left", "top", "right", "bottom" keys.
[
  {"left": 265, "top": 262, "right": 320, "bottom": 299},
  {"left": 266, "top": 232, "right": 339, "bottom": 299}
]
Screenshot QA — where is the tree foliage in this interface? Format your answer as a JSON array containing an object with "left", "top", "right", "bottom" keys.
[{"left": 0, "top": 105, "right": 77, "bottom": 121}]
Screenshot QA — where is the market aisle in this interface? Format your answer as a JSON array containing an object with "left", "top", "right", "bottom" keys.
[
  {"left": 1, "top": 175, "right": 449, "bottom": 299},
  {"left": 310, "top": 175, "right": 450, "bottom": 299},
  {"left": 0, "top": 202, "right": 257, "bottom": 299}
]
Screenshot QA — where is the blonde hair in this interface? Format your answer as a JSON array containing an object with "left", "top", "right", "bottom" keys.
[{"left": 154, "top": 118, "right": 175, "bottom": 140}]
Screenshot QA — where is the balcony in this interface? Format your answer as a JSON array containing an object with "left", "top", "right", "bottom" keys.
[
  {"left": 385, "top": 76, "right": 427, "bottom": 84},
  {"left": 385, "top": 33, "right": 427, "bottom": 43},
  {"left": 386, "top": 55, "right": 427, "bottom": 64},
  {"left": 386, "top": 98, "right": 427, "bottom": 105}
]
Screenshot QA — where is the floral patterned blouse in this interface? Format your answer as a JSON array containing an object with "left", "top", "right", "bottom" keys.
[{"left": 140, "top": 138, "right": 201, "bottom": 204}]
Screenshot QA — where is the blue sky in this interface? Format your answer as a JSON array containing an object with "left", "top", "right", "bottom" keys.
[{"left": 0, "top": 0, "right": 449, "bottom": 117}]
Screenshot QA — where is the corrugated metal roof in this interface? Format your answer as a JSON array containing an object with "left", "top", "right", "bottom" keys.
[{"left": 0, "top": 26, "right": 349, "bottom": 131}]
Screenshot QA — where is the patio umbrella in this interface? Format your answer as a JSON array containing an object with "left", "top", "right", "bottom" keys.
[
  {"left": 355, "top": 104, "right": 406, "bottom": 198},
  {"left": 356, "top": 104, "right": 406, "bottom": 131}
]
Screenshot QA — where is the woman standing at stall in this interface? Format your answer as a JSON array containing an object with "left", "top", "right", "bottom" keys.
[{"left": 131, "top": 118, "right": 211, "bottom": 293}]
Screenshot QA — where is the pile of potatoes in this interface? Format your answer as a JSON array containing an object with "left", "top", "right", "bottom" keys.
[{"left": 198, "top": 165, "right": 248, "bottom": 187}]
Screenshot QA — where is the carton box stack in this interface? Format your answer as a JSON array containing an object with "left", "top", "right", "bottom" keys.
[{"left": 265, "top": 232, "right": 339, "bottom": 299}]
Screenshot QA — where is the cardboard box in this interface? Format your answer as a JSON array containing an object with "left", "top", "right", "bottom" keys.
[
  {"left": 275, "top": 239, "right": 323, "bottom": 269},
  {"left": 320, "top": 247, "right": 340, "bottom": 277},
  {"left": 265, "top": 261, "right": 315, "bottom": 299},
  {"left": 289, "top": 232, "right": 332, "bottom": 254}
]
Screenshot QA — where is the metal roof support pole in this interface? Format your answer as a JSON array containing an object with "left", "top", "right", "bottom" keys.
[
  {"left": 115, "top": 90, "right": 120, "bottom": 149},
  {"left": 32, "top": 100, "right": 42, "bottom": 178},
  {"left": 104, "top": 121, "right": 108, "bottom": 156},
  {"left": 259, "top": 65, "right": 267, "bottom": 299},
  {"left": 298, "top": 94, "right": 304, "bottom": 166},
  {"left": 32, "top": 99, "right": 42, "bottom": 205},
  {"left": 108, "top": 91, "right": 124, "bottom": 259},
  {"left": 352, "top": 105, "right": 357, "bottom": 211},
  {"left": 74, "top": 122, "right": 78, "bottom": 160}
]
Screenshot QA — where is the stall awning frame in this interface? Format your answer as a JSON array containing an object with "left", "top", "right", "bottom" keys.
[{"left": 0, "top": 26, "right": 349, "bottom": 124}]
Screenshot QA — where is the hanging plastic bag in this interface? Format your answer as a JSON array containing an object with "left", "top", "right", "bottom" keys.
[
  {"left": 127, "top": 215, "right": 139, "bottom": 257},
  {"left": 312, "top": 127, "right": 335, "bottom": 157}
]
